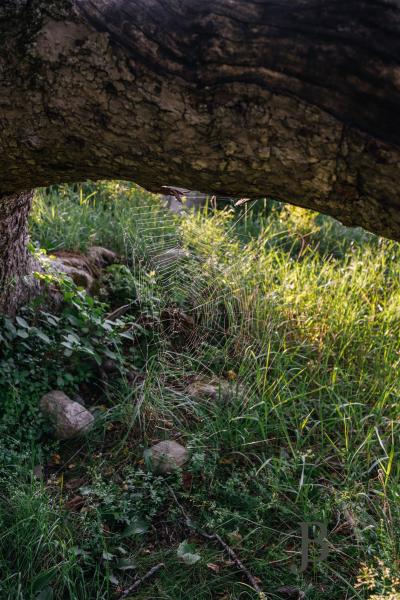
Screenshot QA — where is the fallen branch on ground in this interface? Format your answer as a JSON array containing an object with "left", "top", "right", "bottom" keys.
[
  {"left": 168, "top": 485, "right": 266, "bottom": 598},
  {"left": 200, "top": 531, "right": 265, "bottom": 597},
  {"left": 118, "top": 562, "right": 165, "bottom": 598}
]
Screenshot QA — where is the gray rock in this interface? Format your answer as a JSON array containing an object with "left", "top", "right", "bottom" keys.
[
  {"left": 162, "top": 190, "right": 208, "bottom": 214},
  {"left": 71, "top": 393, "right": 86, "bottom": 407},
  {"left": 43, "top": 252, "right": 94, "bottom": 291},
  {"left": 52, "top": 259, "right": 94, "bottom": 291},
  {"left": 144, "top": 440, "right": 188, "bottom": 474},
  {"left": 64, "top": 266, "right": 94, "bottom": 290},
  {"left": 46, "top": 247, "right": 118, "bottom": 291},
  {"left": 87, "top": 246, "right": 118, "bottom": 268},
  {"left": 40, "top": 390, "right": 94, "bottom": 440},
  {"left": 53, "top": 254, "right": 91, "bottom": 272}
]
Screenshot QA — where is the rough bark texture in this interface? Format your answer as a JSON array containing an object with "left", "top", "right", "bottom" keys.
[
  {"left": 1, "top": 0, "right": 400, "bottom": 312},
  {"left": 0, "top": 0, "right": 399, "bottom": 240},
  {"left": 0, "top": 191, "right": 39, "bottom": 314}
]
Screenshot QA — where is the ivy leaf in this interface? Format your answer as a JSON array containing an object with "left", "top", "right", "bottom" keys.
[
  {"left": 177, "top": 540, "right": 201, "bottom": 565},
  {"left": 16, "top": 329, "right": 29, "bottom": 339},
  {"left": 121, "top": 517, "right": 149, "bottom": 537},
  {"left": 66, "top": 333, "right": 80, "bottom": 344},
  {"left": 35, "top": 330, "right": 51, "bottom": 343},
  {"left": 16, "top": 316, "right": 30, "bottom": 329}
]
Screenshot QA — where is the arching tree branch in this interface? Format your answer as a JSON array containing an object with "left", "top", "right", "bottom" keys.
[{"left": 1, "top": 0, "right": 400, "bottom": 311}]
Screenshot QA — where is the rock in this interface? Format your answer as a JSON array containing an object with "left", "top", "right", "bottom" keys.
[
  {"left": 40, "top": 390, "right": 94, "bottom": 440},
  {"left": 87, "top": 246, "right": 118, "bottom": 268},
  {"left": 162, "top": 195, "right": 184, "bottom": 214},
  {"left": 60, "top": 264, "right": 94, "bottom": 290},
  {"left": 43, "top": 252, "right": 94, "bottom": 291},
  {"left": 162, "top": 190, "right": 207, "bottom": 214},
  {"left": 47, "top": 248, "right": 118, "bottom": 292},
  {"left": 71, "top": 393, "right": 86, "bottom": 407},
  {"left": 53, "top": 253, "right": 92, "bottom": 273},
  {"left": 144, "top": 440, "right": 188, "bottom": 474},
  {"left": 49, "top": 256, "right": 94, "bottom": 291}
]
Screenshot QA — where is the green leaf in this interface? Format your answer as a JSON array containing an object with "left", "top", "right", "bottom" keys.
[
  {"left": 121, "top": 518, "right": 149, "bottom": 537},
  {"left": 35, "top": 330, "right": 51, "bottom": 343},
  {"left": 177, "top": 540, "right": 201, "bottom": 565},
  {"left": 16, "top": 329, "right": 29, "bottom": 339},
  {"left": 66, "top": 333, "right": 80, "bottom": 344},
  {"left": 66, "top": 314, "right": 80, "bottom": 326},
  {"left": 79, "top": 486, "right": 93, "bottom": 496},
  {"left": 117, "top": 558, "right": 137, "bottom": 571},
  {"left": 42, "top": 313, "right": 60, "bottom": 326},
  {"left": 108, "top": 574, "right": 119, "bottom": 586},
  {"left": 4, "top": 318, "right": 16, "bottom": 336},
  {"left": 16, "top": 316, "right": 30, "bottom": 329}
]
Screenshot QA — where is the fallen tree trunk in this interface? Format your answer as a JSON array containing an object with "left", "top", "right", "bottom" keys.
[{"left": 0, "top": 0, "right": 400, "bottom": 311}]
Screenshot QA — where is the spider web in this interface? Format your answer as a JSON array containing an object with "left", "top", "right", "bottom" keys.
[{"left": 119, "top": 193, "right": 266, "bottom": 382}]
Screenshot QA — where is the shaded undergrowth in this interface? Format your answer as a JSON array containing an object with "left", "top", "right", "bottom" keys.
[{"left": 0, "top": 182, "right": 398, "bottom": 599}]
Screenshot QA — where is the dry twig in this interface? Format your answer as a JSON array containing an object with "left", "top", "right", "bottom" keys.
[
  {"left": 168, "top": 485, "right": 266, "bottom": 598},
  {"left": 200, "top": 531, "right": 265, "bottom": 597},
  {"left": 119, "top": 562, "right": 165, "bottom": 598}
]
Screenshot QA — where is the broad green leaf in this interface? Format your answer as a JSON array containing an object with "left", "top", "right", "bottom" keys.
[
  {"left": 122, "top": 518, "right": 149, "bottom": 537},
  {"left": 16, "top": 329, "right": 29, "bottom": 339},
  {"left": 16, "top": 316, "right": 30, "bottom": 329},
  {"left": 177, "top": 540, "right": 201, "bottom": 565}
]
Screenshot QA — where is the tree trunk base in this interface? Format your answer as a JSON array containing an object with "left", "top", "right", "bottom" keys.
[{"left": 0, "top": 191, "right": 40, "bottom": 315}]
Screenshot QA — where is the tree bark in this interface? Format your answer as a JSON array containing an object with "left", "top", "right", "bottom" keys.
[
  {"left": 0, "top": 0, "right": 400, "bottom": 311},
  {"left": 0, "top": 191, "right": 40, "bottom": 314}
]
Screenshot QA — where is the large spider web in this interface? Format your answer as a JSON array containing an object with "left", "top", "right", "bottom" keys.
[{"left": 118, "top": 192, "right": 269, "bottom": 392}]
